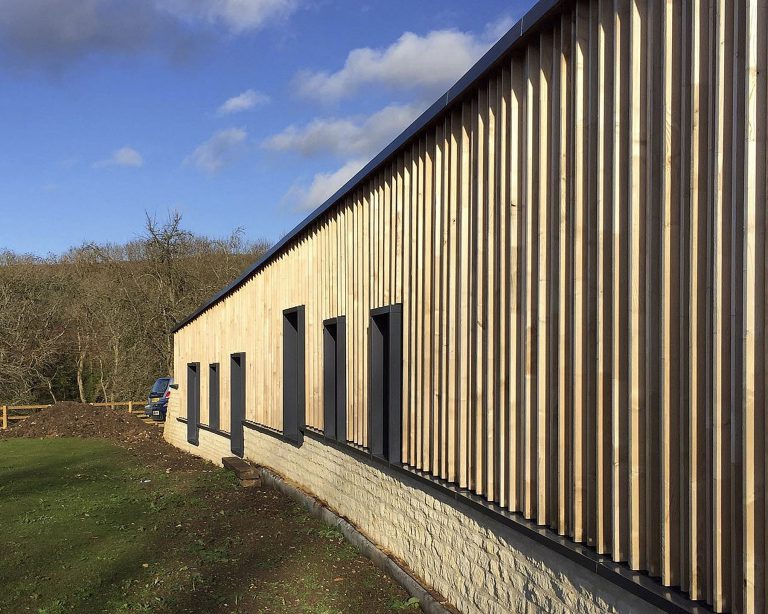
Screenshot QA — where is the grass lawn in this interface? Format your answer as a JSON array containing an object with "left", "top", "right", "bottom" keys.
[{"left": 0, "top": 438, "right": 418, "bottom": 614}]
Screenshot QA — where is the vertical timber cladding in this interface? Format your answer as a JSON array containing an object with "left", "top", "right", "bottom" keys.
[{"left": 171, "top": 0, "right": 768, "bottom": 611}]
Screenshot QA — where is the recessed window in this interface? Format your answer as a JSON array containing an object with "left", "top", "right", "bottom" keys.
[
  {"left": 230, "top": 353, "right": 246, "bottom": 457},
  {"left": 186, "top": 362, "right": 200, "bottom": 446},
  {"left": 369, "top": 305, "right": 403, "bottom": 463},
  {"left": 283, "top": 306, "right": 306, "bottom": 444},
  {"left": 208, "top": 363, "right": 220, "bottom": 431},
  {"left": 323, "top": 316, "right": 347, "bottom": 442}
]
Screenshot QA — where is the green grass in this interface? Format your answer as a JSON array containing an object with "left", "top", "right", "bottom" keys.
[
  {"left": 0, "top": 438, "right": 413, "bottom": 614},
  {"left": 0, "top": 438, "right": 189, "bottom": 612}
]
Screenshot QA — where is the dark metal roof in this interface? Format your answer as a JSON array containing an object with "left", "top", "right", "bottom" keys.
[{"left": 173, "top": 0, "right": 565, "bottom": 334}]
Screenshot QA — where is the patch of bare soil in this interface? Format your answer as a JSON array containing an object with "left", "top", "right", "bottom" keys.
[
  {"left": 170, "top": 482, "right": 415, "bottom": 614},
  {"left": 0, "top": 401, "right": 207, "bottom": 471},
  {"left": 0, "top": 404, "right": 417, "bottom": 612}
]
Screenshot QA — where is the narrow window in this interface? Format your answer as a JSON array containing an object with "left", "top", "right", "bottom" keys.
[
  {"left": 323, "top": 316, "right": 347, "bottom": 442},
  {"left": 283, "top": 306, "right": 305, "bottom": 444},
  {"left": 230, "top": 352, "right": 246, "bottom": 457},
  {"left": 186, "top": 362, "right": 200, "bottom": 446},
  {"left": 369, "top": 305, "right": 403, "bottom": 463},
  {"left": 208, "top": 363, "right": 220, "bottom": 431}
]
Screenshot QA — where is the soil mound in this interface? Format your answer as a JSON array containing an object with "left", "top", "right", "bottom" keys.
[
  {"left": 6, "top": 401, "right": 151, "bottom": 440},
  {"left": 0, "top": 401, "right": 207, "bottom": 471}
]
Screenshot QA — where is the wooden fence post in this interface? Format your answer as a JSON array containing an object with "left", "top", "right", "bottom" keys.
[{"left": 0, "top": 400, "right": 143, "bottom": 425}]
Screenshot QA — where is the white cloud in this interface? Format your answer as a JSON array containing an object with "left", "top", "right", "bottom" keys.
[
  {"left": 276, "top": 15, "right": 520, "bottom": 212},
  {"left": 483, "top": 15, "right": 518, "bottom": 43},
  {"left": 185, "top": 128, "right": 247, "bottom": 173},
  {"left": 218, "top": 89, "right": 270, "bottom": 114},
  {"left": 158, "top": 0, "right": 298, "bottom": 33},
  {"left": 0, "top": 0, "right": 162, "bottom": 71},
  {"left": 0, "top": 0, "right": 299, "bottom": 71},
  {"left": 94, "top": 146, "right": 144, "bottom": 168},
  {"left": 295, "top": 29, "right": 489, "bottom": 102},
  {"left": 264, "top": 103, "right": 420, "bottom": 159},
  {"left": 270, "top": 103, "right": 422, "bottom": 212},
  {"left": 284, "top": 159, "right": 366, "bottom": 211}
]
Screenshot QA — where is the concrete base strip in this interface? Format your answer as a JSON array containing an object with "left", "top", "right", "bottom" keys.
[{"left": 257, "top": 466, "right": 454, "bottom": 614}]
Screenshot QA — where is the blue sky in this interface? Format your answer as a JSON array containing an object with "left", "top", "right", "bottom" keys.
[{"left": 0, "top": 0, "right": 530, "bottom": 255}]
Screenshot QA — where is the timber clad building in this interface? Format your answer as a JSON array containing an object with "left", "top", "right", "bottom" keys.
[{"left": 165, "top": 0, "right": 768, "bottom": 612}]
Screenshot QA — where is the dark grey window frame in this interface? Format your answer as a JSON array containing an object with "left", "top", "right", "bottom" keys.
[
  {"left": 369, "top": 304, "right": 403, "bottom": 464},
  {"left": 186, "top": 362, "right": 200, "bottom": 446},
  {"left": 230, "top": 352, "right": 246, "bottom": 457},
  {"left": 323, "top": 316, "right": 347, "bottom": 442},
  {"left": 283, "top": 306, "right": 306, "bottom": 445},
  {"left": 208, "top": 362, "right": 220, "bottom": 431}
]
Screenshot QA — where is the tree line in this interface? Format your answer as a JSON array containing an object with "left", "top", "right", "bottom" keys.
[{"left": 0, "top": 212, "right": 269, "bottom": 405}]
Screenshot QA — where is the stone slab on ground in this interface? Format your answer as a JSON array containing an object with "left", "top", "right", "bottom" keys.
[{"left": 222, "top": 456, "right": 262, "bottom": 486}]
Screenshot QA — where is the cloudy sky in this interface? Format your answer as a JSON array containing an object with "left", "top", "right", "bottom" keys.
[{"left": 0, "top": 0, "right": 530, "bottom": 254}]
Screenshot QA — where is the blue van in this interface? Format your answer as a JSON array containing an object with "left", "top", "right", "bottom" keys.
[{"left": 145, "top": 377, "right": 174, "bottom": 421}]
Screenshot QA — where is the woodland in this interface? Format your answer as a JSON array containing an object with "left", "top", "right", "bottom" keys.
[{"left": 0, "top": 212, "right": 269, "bottom": 404}]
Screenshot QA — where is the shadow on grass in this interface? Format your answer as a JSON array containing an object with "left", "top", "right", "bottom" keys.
[{"left": 0, "top": 438, "right": 411, "bottom": 614}]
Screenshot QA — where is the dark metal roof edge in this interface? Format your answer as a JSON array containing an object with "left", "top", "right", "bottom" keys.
[{"left": 172, "top": 0, "right": 566, "bottom": 334}]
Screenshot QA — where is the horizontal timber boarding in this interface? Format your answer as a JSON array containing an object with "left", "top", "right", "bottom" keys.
[{"left": 174, "top": 1, "right": 768, "bottom": 611}]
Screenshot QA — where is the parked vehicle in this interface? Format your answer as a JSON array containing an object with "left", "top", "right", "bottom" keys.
[{"left": 145, "top": 377, "right": 174, "bottom": 421}]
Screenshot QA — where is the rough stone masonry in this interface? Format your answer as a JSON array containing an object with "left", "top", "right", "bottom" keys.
[{"left": 164, "top": 393, "right": 660, "bottom": 614}]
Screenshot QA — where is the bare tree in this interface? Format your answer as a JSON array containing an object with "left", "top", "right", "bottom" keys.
[
  {"left": 0, "top": 257, "right": 67, "bottom": 403},
  {"left": 0, "top": 213, "right": 269, "bottom": 405}
]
